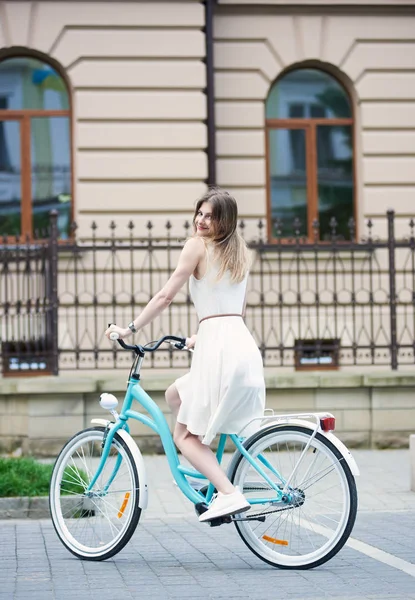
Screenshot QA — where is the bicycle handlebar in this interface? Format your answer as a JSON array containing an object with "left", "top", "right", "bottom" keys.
[
  {"left": 108, "top": 326, "right": 187, "bottom": 355},
  {"left": 125, "top": 335, "right": 187, "bottom": 353}
]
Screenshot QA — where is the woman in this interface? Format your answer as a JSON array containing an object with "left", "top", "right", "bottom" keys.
[{"left": 105, "top": 187, "right": 266, "bottom": 522}]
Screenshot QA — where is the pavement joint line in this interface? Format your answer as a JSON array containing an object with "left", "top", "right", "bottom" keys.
[
  {"left": 345, "top": 536, "right": 415, "bottom": 578},
  {"left": 294, "top": 518, "right": 415, "bottom": 579}
]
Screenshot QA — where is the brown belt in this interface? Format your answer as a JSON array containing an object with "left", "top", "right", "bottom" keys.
[{"left": 199, "top": 313, "right": 243, "bottom": 324}]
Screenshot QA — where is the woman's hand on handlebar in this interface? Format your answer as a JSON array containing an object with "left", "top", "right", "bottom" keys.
[
  {"left": 185, "top": 334, "right": 197, "bottom": 349},
  {"left": 105, "top": 324, "right": 132, "bottom": 341}
]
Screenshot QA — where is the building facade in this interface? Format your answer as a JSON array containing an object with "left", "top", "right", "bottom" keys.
[
  {"left": 0, "top": 0, "right": 414, "bottom": 240},
  {"left": 1, "top": 0, "right": 415, "bottom": 376}
]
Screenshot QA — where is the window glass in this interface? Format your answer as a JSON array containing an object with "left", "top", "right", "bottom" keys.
[
  {"left": 266, "top": 69, "right": 351, "bottom": 120},
  {"left": 317, "top": 125, "right": 354, "bottom": 240},
  {"left": 268, "top": 128, "right": 307, "bottom": 238},
  {"left": 31, "top": 116, "right": 71, "bottom": 238},
  {"left": 0, "top": 119, "right": 21, "bottom": 236},
  {"left": 0, "top": 56, "right": 71, "bottom": 238},
  {"left": 266, "top": 68, "right": 354, "bottom": 240},
  {"left": 0, "top": 57, "right": 69, "bottom": 110}
]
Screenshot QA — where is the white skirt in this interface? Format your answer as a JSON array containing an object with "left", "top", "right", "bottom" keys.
[{"left": 175, "top": 316, "right": 266, "bottom": 445}]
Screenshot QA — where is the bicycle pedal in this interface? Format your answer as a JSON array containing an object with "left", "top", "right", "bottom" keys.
[
  {"left": 194, "top": 503, "right": 232, "bottom": 527},
  {"left": 194, "top": 501, "right": 209, "bottom": 518},
  {"left": 208, "top": 516, "right": 232, "bottom": 527},
  {"left": 232, "top": 515, "right": 266, "bottom": 523}
]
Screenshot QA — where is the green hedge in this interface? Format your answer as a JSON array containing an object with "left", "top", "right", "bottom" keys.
[{"left": 0, "top": 457, "right": 85, "bottom": 497}]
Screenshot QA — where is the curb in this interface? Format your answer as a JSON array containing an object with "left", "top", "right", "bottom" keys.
[{"left": 0, "top": 496, "right": 50, "bottom": 519}]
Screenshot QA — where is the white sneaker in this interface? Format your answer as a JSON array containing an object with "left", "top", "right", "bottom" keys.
[{"left": 198, "top": 486, "right": 250, "bottom": 522}]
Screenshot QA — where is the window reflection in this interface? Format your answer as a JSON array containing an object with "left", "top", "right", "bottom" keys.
[
  {"left": 318, "top": 125, "right": 353, "bottom": 240},
  {"left": 0, "top": 120, "right": 21, "bottom": 236},
  {"left": 0, "top": 57, "right": 69, "bottom": 110},
  {"left": 0, "top": 56, "right": 71, "bottom": 238},
  {"left": 31, "top": 117, "right": 71, "bottom": 238},
  {"left": 266, "top": 69, "right": 351, "bottom": 120},
  {"left": 268, "top": 128, "right": 307, "bottom": 238},
  {"left": 266, "top": 68, "right": 354, "bottom": 240}
]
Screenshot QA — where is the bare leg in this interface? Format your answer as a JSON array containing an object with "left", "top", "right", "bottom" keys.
[
  {"left": 165, "top": 383, "right": 182, "bottom": 419},
  {"left": 166, "top": 384, "right": 235, "bottom": 495},
  {"left": 174, "top": 423, "right": 235, "bottom": 495}
]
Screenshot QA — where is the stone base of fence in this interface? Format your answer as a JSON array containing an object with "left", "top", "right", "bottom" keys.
[
  {"left": 410, "top": 434, "right": 415, "bottom": 492},
  {"left": 1, "top": 370, "right": 415, "bottom": 456}
]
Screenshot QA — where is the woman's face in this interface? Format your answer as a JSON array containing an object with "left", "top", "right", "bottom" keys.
[{"left": 195, "top": 201, "right": 214, "bottom": 237}]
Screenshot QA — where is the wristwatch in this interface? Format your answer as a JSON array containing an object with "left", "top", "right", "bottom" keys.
[{"left": 128, "top": 321, "right": 138, "bottom": 334}]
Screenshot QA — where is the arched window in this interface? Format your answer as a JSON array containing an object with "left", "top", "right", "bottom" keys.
[
  {"left": 0, "top": 55, "right": 71, "bottom": 239},
  {"left": 266, "top": 68, "right": 354, "bottom": 241}
]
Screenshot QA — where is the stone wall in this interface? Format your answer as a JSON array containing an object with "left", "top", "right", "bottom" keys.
[{"left": 1, "top": 371, "right": 414, "bottom": 456}]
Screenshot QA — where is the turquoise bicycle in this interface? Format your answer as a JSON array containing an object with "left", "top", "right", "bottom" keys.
[{"left": 49, "top": 334, "right": 359, "bottom": 569}]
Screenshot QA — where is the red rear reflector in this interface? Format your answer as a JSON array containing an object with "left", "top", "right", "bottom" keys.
[{"left": 320, "top": 416, "right": 335, "bottom": 431}]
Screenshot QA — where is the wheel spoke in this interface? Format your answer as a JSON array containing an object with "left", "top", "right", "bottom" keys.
[
  {"left": 49, "top": 428, "right": 140, "bottom": 560},
  {"left": 232, "top": 426, "right": 357, "bottom": 569}
]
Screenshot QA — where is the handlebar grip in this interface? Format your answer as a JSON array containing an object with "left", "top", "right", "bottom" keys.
[{"left": 109, "top": 332, "right": 120, "bottom": 341}]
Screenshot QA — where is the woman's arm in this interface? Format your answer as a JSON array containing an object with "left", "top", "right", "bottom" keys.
[{"left": 105, "top": 237, "right": 204, "bottom": 339}]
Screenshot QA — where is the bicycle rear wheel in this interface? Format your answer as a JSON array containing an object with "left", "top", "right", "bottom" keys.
[
  {"left": 229, "top": 425, "right": 357, "bottom": 569},
  {"left": 49, "top": 426, "right": 141, "bottom": 560}
]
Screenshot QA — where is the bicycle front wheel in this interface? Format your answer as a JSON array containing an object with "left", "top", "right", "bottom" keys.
[
  {"left": 49, "top": 427, "right": 141, "bottom": 561},
  {"left": 229, "top": 425, "right": 357, "bottom": 569}
]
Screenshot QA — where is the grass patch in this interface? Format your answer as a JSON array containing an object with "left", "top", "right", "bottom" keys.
[{"left": 0, "top": 457, "right": 87, "bottom": 497}]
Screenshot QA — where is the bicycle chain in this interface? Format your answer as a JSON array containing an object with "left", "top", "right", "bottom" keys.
[
  {"left": 244, "top": 505, "right": 295, "bottom": 519},
  {"left": 241, "top": 486, "right": 299, "bottom": 519}
]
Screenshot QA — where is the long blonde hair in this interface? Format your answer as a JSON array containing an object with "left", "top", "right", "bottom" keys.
[{"left": 192, "top": 187, "right": 251, "bottom": 282}]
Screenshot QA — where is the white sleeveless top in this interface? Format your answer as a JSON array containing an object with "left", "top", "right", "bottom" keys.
[{"left": 189, "top": 254, "right": 248, "bottom": 321}]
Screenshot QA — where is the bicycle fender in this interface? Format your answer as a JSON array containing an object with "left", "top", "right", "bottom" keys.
[
  {"left": 90, "top": 419, "right": 149, "bottom": 509},
  {"left": 325, "top": 431, "right": 360, "bottom": 477},
  {"left": 268, "top": 419, "right": 360, "bottom": 478}
]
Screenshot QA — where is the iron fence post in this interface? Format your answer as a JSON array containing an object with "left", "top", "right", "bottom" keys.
[
  {"left": 387, "top": 209, "right": 398, "bottom": 370},
  {"left": 48, "top": 210, "right": 59, "bottom": 375}
]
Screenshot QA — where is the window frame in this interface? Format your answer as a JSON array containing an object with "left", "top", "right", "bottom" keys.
[
  {"left": 0, "top": 52, "right": 73, "bottom": 242},
  {"left": 265, "top": 71, "right": 356, "bottom": 243}
]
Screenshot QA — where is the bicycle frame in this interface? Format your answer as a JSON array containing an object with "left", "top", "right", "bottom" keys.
[
  {"left": 87, "top": 376, "right": 287, "bottom": 507},
  {"left": 50, "top": 330, "right": 359, "bottom": 569}
]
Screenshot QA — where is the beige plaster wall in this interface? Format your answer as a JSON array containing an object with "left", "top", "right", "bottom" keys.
[
  {"left": 0, "top": 0, "right": 207, "bottom": 238},
  {"left": 1, "top": 3, "right": 415, "bottom": 369},
  {"left": 214, "top": 9, "right": 415, "bottom": 234},
  {"left": 0, "top": 2, "right": 413, "bottom": 238}
]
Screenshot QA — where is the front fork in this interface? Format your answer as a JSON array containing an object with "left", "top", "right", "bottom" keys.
[{"left": 85, "top": 420, "right": 128, "bottom": 495}]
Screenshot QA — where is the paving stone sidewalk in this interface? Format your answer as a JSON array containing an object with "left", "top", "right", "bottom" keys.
[
  {"left": 1, "top": 449, "right": 415, "bottom": 600},
  {"left": 144, "top": 448, "right": 415, "bottom": 518}
]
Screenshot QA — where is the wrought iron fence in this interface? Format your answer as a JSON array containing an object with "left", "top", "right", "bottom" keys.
[
  {"left": 0, "top": 218, "right": 58, "bottom": 375},
  {"left": 1, "top": 210, "right": 414, "bottom": 375}
]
